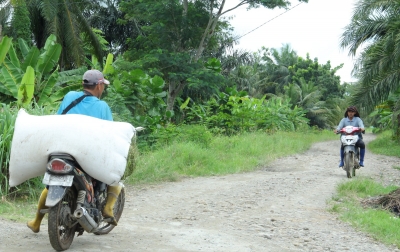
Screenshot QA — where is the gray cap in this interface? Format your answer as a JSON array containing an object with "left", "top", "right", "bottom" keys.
[{"left": 82, "top": 70, "right": 110, "bottom": 85}]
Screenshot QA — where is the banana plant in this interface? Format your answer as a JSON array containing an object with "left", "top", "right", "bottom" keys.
[{"left": 0, "top": 35, "right": 82, "bottom": 107}]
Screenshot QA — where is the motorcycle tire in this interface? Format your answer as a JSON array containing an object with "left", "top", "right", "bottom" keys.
[
  {"left": 94, "top": 187, "right": 125, "bottom": 235},
  {"left": 48, "top": 187, "right": 77, "bottom": 251},
  {"left": 344, "top": 153, "right": 354, "bottom": 178}
]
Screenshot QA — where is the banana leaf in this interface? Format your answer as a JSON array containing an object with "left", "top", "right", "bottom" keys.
[
  {"left": 21, "top": 47, "right": 40, "bottom": 72},
  {"left": 51, "top": 83, "right": 82, "bottom": 102},
  {"left": 37, "top": 69, "right": 59, "bottom": 105},
  {"left": 103, "top": 53, "right": 114, "bottom": 75},
  {"left": 37, "top": 43, "right": 62, "bottom": 80},
  {"left": 1, "top": 58, "right": 22, "bottom": 98},
  {"left": 17, "top": 66, "right": 35, "bottom": 107},
  {"left": 18, "top": 38, "right": 30, "bottom": 59},
  {"left": 7, "top": 44, "right": 20, "bottom": 69},
  {"left": 0, "top": 36, "right": 12, "bottom": 64}
]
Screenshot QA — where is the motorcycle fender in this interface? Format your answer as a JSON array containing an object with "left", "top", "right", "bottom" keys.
[
  {"left": 343, "top": 145, "right": 355, "bottom": 154},
  {"left": 45, "top": 186, "right": 68, "bottom": 207}
]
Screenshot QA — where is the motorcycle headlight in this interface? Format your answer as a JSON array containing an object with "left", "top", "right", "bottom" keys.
[{"left": 345, "top": 127, "right": 353, "bottom": 134}]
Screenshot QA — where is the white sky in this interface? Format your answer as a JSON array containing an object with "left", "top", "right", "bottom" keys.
[{"left": 225, "top": 0, "right": 358, "bottom": 84}]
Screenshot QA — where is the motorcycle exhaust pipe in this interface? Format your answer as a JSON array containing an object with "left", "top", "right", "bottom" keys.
[{"left": 73, "top": 207, "right": 98, "bottom": 233}]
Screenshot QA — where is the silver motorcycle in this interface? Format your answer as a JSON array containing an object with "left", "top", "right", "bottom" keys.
[{"left": 337, "top": 125, "right": 363, "bottom": 178}]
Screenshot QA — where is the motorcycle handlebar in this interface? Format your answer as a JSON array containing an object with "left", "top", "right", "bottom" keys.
[{"left": 335, "top": 128, "right": 365, "bottom": 134}]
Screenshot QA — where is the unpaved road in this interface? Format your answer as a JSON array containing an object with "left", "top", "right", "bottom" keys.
[{"left": 1, "top": 134, "right": 400, "bottom": 252}]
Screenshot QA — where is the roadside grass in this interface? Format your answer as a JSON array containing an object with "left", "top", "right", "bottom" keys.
[
  {"left": 127, "top": 129, "right": 337, "bottom": 185},
  {"left": 368, "top": 130, "right": 400, "bottom": 158},
  {"left": 0, "top": 197, "right": 37, "bottom": 222},
  {"left": 1, "top": 179, "right": 44, "bottom": 222},
  {"left": 329, "top": 178, "right": 400, "bottom": 247}
]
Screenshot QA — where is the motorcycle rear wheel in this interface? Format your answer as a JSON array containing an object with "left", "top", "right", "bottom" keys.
[
  {"left": 94, "top": 187, "right": 125, "bottom": 235},
  {"left": 48, "top": 187, "right": 77, "bottom": 251},
  {"left": 344, "top": 153, "right": 354, "bottom": 178}
]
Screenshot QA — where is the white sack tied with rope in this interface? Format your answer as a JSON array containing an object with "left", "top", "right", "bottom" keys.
[{"left": 9, "top": 109, "right": 136, "bottom": 187}]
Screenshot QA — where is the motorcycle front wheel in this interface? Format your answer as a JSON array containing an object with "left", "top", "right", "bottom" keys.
[
  {"left": 48, "top": 187, "right": 77, "bottom": 251},
  {"left": 344, "top": 152, "right": 354, "bottom": 178},
  {"left": 94, "top": 187, "right": 125, "bottom": 235}
]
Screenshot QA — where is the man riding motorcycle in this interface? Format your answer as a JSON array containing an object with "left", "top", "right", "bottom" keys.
[
  {"left": 27, "top": 69, "right": 121, "bottom": 233},
  {"left": 333, "top": 106, "right": 366, "bottom": 168}
]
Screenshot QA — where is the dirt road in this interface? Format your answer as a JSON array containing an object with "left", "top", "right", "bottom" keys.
[{"left": 1, "top": 134, "right": 400, "bottom": 252}]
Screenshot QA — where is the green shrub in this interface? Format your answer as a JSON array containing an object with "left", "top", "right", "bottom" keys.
[
  {"left": 138, "top": 123, "right": 213, "bottom": 151},
  {"left": 175, "top": 124, "right": 212, "bottom": 148}
]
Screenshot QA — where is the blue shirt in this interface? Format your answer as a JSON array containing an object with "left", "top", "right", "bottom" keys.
[
  {"left": 57, "top": 91, "right": 113, "bottom": 121},
  {"left": 336, "top": 116, "right": 364, "bottom": 138}
]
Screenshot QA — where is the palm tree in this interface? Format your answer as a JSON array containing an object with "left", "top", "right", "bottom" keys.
[
  {"left": 340, "top": 0, "right": 400, "bottom": 112},
  {"left": 88, "top": 0, "right": 138, "bottom": 55},
  {"left": 260, "top": 44, "right": 298, "bottom": 94},
  {"left": 26, "top": 0, "right": 105, "bottom": 70},
  {"left": 284, "top": 78, "right": 332, "bottom": 128}
]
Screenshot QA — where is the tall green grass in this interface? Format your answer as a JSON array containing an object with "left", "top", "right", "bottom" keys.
[
  {"left": 368, "top": 130, "right": 400, "bottom": 157},
  {"left": 330, "top": 178, "right": 400, "bottom": 247},
  {"left": 0, "top": 103, "right": 57, "bottom": 199},
  {"left": 127, "top": 129, "right": 337, "bottom": 184},
  {"left": 0, "top": 104, "right": 17, "bottom": 197}
]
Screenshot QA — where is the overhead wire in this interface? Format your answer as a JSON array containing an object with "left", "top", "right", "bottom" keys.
[{"left": 234, "top": 2, "right": 304, "bottom": 41}]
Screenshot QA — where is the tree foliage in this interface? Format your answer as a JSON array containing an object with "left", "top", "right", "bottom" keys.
[
  {"left": 120, "top": 0, "right": 309, "bottom": 111},
  {"left": 89, "top": 0, "right": 137, "bottom": 55},
  {"left": 9, "top": 0, "right": 31, "bottom": 45},
  {"left": 340, "top": 0, "right": 400, "bottom": 113}
]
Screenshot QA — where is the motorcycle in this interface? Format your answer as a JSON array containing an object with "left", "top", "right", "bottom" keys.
[
  {"left": 337, "top": 125, "right": 363, "bottom": 178},
  {"left": 7, "top": 110, "right": 145, "bottom": 251},
  {"left": 40, "top": 153, "right": 125, "bottom": 251}
]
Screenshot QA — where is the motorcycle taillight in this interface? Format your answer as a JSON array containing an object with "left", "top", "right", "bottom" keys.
[{"left": 47, "top": 158, "right": 73, "bottom": 173}]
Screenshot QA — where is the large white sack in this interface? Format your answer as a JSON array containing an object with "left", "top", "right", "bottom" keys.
[{"left": 9, "top": 109, "right": 135, "bottom": 187}]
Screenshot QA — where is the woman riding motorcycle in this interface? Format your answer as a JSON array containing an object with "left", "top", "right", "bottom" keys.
[{"left": 333, "top": 106, "right": 366, "bottom": 168}]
